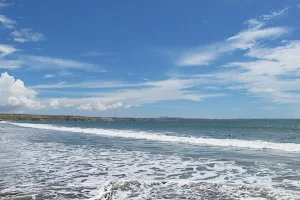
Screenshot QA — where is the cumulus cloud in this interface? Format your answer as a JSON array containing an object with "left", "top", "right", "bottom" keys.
[
  {"left": 11, "top": 28, "right": 45, "bottom": 43},
  {"left": 77, "top": 102, "right": 123, "bottom": 111},
  {"left": 0, "top": 72, "right": 43, "bottom": 111},
  {"left": 49, "top": 100, "right": 60, "bottom": 109}
]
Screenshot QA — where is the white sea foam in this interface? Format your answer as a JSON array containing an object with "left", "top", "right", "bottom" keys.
[
  {"left": 6, "top": 121, "right": 300, "bottom": 152},
  {"left": 89, "top": 179, "right": 300, "bottom": 200},
  {"left": 1, "top": 125, "right": 300, "bottom": 199}
]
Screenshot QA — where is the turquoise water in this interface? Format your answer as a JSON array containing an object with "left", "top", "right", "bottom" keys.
[{"left": 1, "top": 120, "right": 300, "bottom": 199}]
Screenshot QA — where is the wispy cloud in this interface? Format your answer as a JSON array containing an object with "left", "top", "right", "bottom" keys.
[
  {"left": 260, "top": 106, "right": 276, "bottom": 111},
  {"left": 30, "top": 80, "right": 145, "bottom": 89},
  {"left": 172, "top": 7, "right": 300, "bottom": 105},
  {"left": 3, "top": 72, "right": 225, "bottom": 112},
  {"left": 176, "top": 8, "right": 289, "bottom": 67},
  {"left": 25, "top": 55, "right": 105, "bottom": 71},
  {"left": 43, "top": 74, "right": 55, "bottom": 79},
  {"left": 0, "top": 1, "right": 12, "bottom": 8},
  {"left": 0, "top": 15, "right": 15, "bottom": 28},
  {"left": 57, "top": 71, "right": 74, "bottom": 76},
  {"left": 192, "top": 40, "right": 300, "bottom": 104},
  {"left": 42, "top": 72, "right": 74, "bottom": 79},
  {"left": 202, "top": 20, "right": 209, "bottom": 24},
  {"left": 0, "top": 60, "right": 23, "bottom": 69},
  {"left": 80, "top": 51, "right": 114, "bottom": 57},
  {"left": 0, "top": 44, "right": 18, "bottom": 56},
  {"left": 43, "top": 78, "right": 225, "bottom": 109},
  {"left": 11, "top": 28, "right": 45, "bottom": 43}
]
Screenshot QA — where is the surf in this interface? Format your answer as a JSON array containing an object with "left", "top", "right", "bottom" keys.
[{"left": 6, "top": 121, "right": 300, "bottom": 152}]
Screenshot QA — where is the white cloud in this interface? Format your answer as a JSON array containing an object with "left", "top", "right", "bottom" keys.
[
  {"left": 25, "top": 55, "right": 104, "bottom": 71},
  {"left": 177, "top": 27, "right": 288, "bottom": 67},
  {"left": 42, "top": 72, "right": 73, "bottom": 79},
  {"left": 227, "top": 27, "right": 288, "bottom": 44},
  {"left": 203, "top": 86, "right": 221, "bottom": 90},
  {"left": 171, "top": 7, "right": 300, "bottom": 105},
  {"left": 5, "top": 72, "right": 224, "bottom": 112},
  {"left": 11, "top": 28, "right": 45, "bottom": 43},
  {"left": 0, "top": 72, "right": 43, "bottom": 111},
  {"left": 0, "top": 15, "right": 15, "bottom": 28},
  {"left": 176, "top": 8, "right": 289, "bottom": 67},
  {"left": 30, "top": 80, "right": 144, "bottom": 89},
  {"left": 80, "top": 51, "right": 113, "bottom": 57},
  {"left": 7, "top": 96, "right": 42, "bottom": 109},
  {"left": 226, "top": 40, "right": 300, "bottom": 77},
  {"left": 195, "top": 40, "right": 300, "bottom": 104},
  {"left": 77, "top": 102, "right": 123, "bottom": 111},
  {"left": 57, "top": 71, "right": 73, "bottom": 76},
  {"left": 125, "top": 105, "right": 132, "bottom": 109},
  {"left": 1, "top": 73, "right": 225, "bottom": 113},
  {"left": 244, "top": 18, "right": 264, "bottom": 29},
  {"left": 49, "top": 100, "right": 60, "bottom": 109},
  {"left": 177, "top": 51, "right": 217, "bottom": 66},
  {"left": 0, "top": 44, "right": 18, "bottom": 56},
  {"left": 262, "top": 7, "right": 289, "bottom": 20},
  {"left": 52, "top": 78, "right": 225, "bottom": 109},
  {"left": 202, "top": 20, "right": 209, "bottom": 24},
  {"left": 222, "top": 40, "right": 300, "bottom": 103},
  {"left": 0, "top": 1, "right": 12, "bottom": 8},
  {"left": 124, "top": 104, "right": 139, "bottom": 109},
  {"left": 0, "top": 60, "right": 23, "bottom": 69},
  {"left": 44, "top": 74, "right": 55, "bottom": 79}
]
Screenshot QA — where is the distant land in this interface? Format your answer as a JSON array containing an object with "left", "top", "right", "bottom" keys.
[
  {"left": 0, "top": 114, "right": 197, "bottom": 122},
  {"left": 0, "top": 114, "right": 297, "bottom": 122}
]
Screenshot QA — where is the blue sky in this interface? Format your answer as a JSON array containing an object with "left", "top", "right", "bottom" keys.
[{"left": 1, "top": 0, "right": 300, "bottom": 118}]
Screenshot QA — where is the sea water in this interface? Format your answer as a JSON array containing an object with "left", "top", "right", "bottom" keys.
[{"left": 1, "top": 120, "right": 300, "bottom": 199}]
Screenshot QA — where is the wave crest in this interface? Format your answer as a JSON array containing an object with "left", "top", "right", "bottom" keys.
[{"left": 6, "top": 122, "right": 300, "bottom": 152}]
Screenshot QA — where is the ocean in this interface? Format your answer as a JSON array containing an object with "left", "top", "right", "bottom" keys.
[{"left": 1, "top": 119, "right": 300, "bottom": 199}]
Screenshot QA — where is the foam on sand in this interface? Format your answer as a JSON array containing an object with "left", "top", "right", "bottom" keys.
[
  {"left": 6, "top": 121, "right": 300, "bottom": 152},
  {"left": 88, "top": 179, "right": 300, "bottom": 200}
]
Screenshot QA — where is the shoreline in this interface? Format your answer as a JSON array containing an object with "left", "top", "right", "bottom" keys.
[{"left": 0, "top": 113, "right": 299, "bottom": 122}]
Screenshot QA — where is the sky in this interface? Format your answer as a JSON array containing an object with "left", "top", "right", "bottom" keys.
[{"left": 1, "top": 0, "right": 300, "bottom": 118}]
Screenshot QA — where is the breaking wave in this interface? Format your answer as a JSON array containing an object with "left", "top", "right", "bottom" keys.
[{"left": 6, "top": 121, "right": 300, "bottom": 152}]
